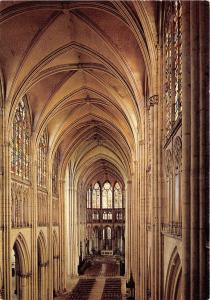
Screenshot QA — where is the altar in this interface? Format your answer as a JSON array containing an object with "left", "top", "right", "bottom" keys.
[{"left": 101, "top": 250, "right": 113, "bottom": 256}]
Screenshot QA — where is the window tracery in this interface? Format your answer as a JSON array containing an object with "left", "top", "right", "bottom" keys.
[
  {"left": 173, "top": 137, "right": 182, "bottom": 223},
  {"left": 11, "top": 182, "right": 31, "bottom": 228},
  {"left": 92, "top": 183, "right": 100, "bottom": 208},
  {"left": 37, "top": 192, "right": 48, "bottom": 226},
  {"left": 114, "top": 182, "right": 122, "bottom": 208},
  {"left": 11, "top": 98, "right": 31, "bottom": 179},
  {"left": 165, "top": 150, "right": 173, "bottom": 223},
  {"left": 52, "top": 149, "right": 60, "bottom": 195},
  {"left": 37, "top": 129, "right": 48, "bottom": 188},
  {"left": 86, "top": 181, "right": 125, "bottom": 254},
  {"left": 164, "top": 1, "right": 182, "bottom": 135},
  {"left": 102, "top": 182, "right": 112, "bottom": 209},
  {"left": 52, "top": 197, "right": 59, "bottom": 226}
]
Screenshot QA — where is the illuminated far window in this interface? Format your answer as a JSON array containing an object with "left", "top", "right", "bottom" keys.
[
  {"left": 114, "top": 182, "right": 122, "bottom": 208},
  {"left": 117, "top": 213, "right": 122, "bottom": 220},
  {"left": 92, "top": 212, "right": 99, "bottom": 220},
  {"left": 108, "top": 212, "right": 112, "bottom": 220},
  {"left": 92, "top": 183, "right": 100, "bottom": 208},
  {"left": 107, "top": 227, "right": 112, "bottom": 240},
  {"left": 102, "top": 182, "right": 112, "bottom": 208},
  {"left": 103, "top": 212, "right": 108, "bottom": 220}
]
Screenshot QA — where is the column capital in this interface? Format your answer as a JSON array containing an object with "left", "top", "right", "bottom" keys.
[
  {"left": 146, "top": 95, "right": 159, "bottom": 109},
  {"left": 17, "top": 271, "right": 32, "bottom": 278},
  {"left": 39, "top": 260, "right": 49, "bottom": 268}
]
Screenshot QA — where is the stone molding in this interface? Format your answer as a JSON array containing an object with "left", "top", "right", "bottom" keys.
[
  {"left": 146, "top": 95, "right": 159, "bottom": 109},
  {"left": 16, "top": 271, "right": 32, "bottom": 278},
  {"left": 39, "top": 261, "right": 49, "bottom": 268}
]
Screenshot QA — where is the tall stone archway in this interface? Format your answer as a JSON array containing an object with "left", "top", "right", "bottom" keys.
[
  {"left": 37, "top": 232, "right": 48, "bottom": 300},
  {"left": 12, "top": 234, "right": 31, "bottom": 300},
  {"left": 164, "top": 248, "right": 182, "bottom": 300}
]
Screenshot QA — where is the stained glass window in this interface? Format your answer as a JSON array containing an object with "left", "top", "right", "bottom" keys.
[
  {"left": 37, "top": 128, "right": 48, "bottom": 188},
  {"left": 164, "top": 1, "right": 182, "bottom": 134},
  {"left": 165, "top": 23, "right": 173, "bottom": 133},
  {"left": 102, "top": 182, "right": 112, "bottom": 209},
  {"left": 114, "top": 182, "right": 122, "bottom": 208},
  {"left": 52, "top": 149, "right": 60, "bottom": 194},
  {"left": 11, "top": 97, "right": 31, "bottom": 179},
  {"left": 174, "top": 1, "right": 182, "bottom": 121},
  {"left": 92, "top": 183, "right": 100, "bottom": 208}
]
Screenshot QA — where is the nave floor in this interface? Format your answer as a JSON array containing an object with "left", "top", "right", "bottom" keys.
[{"left": 55, "top": 256, "right": 126, "bottom": 300}]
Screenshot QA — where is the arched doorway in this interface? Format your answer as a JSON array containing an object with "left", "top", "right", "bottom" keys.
[
  {"left": 11, "top": 248, "right": 19, "bottom": 299},
  {"left": 37, "top": 232, "right": 47, "bottom": 300},
  {"left": 164, "top": 248, "right": 182, "bottom": 300},
  {"left": 11, "top": 234, "right": 30, "bottom": 300}
]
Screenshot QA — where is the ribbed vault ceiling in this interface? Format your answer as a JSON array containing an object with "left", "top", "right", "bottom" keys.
[{"left": 0, "top": 1, "right": 157, "bottom": 185}]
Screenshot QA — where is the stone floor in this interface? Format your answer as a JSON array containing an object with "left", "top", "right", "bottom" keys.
[{"left": 55, "top": 256, "right": 127, "bottom": 299}]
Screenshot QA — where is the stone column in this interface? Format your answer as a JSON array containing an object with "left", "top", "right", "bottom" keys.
[
  {"left": 31, "top": 135, "right": 38, "bottom": 300},
  {"left": 59, "top": 178, "right": 66, "bottom": 291},
  {"left": 19, "top": 273, "right": 31, "bottom": 300},
  {"left": 190, "top": 3, "right": 200, "bottom": 298},
  {"left": 147, "top": 95, "right": 159, "bottom": 300},
  {"left": 47, "top": 158, "right": 53, "bottom": 300},
  {"left": 2, "top": 118, "right": 12, "bottom": 300},
  {"left": 139, "top": 139, "right": 146, "bottom": 300},
  {"left": 125, "top": 180, "right": 132, "bottom": 277},
  {"left": 181, "top": 3, "right": 191, "bottom": 299},
  {"left": 198, "top": 3, "right": 209, "bottom": 299}
]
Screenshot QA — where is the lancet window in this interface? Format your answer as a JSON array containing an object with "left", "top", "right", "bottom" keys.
[
  {"left": 114, "top": 182, "right": 123, "bottom": 208},
  {"left": 164, "top": 1, "right": 182, "bottom": 135},
  {"left": 11, "top": 97, "right": 31, "bottom": 179},
  {"left": 102, "top": 182, "right": 112, "bottom": 209},
  {"left": 87, "top": 188, "right": 91, "bottom": 209},
  {"left": 52, "top": 149, "right": 60, "bottom": 195},
  {"left": 92, "top": 183, "right": 100, "bottom": 208},
  {"left": 37, "top": 129, "right": 48, "bottom": 188}
]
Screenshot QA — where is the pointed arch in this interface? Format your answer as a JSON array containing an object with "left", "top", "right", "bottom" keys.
[
  {"left": 164, "top": 247, "right": 182, "bottom": 300},
  {"left": 92, "top": 182, "right": 101, "bottom": 209},
  {"left": 102, "top": 181, "right": 112, "bottom": 209},
  {"left": 13, "top": 233, "right": 30, "bottom": 274},
  {"left": 52, "top": 230, "right": 59, "bottom": 258},
  {"left": 37, "top": 231, "right": 47, "bottom": 264},
  {"left": 12, "top": 233, "right": 31, "bottom": 300},
  {"left": 37, "top": 231, "right": 48, "bottom": 300},
  {"left": 114, "top": 181, "right": 123, "bottom": 208}
]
